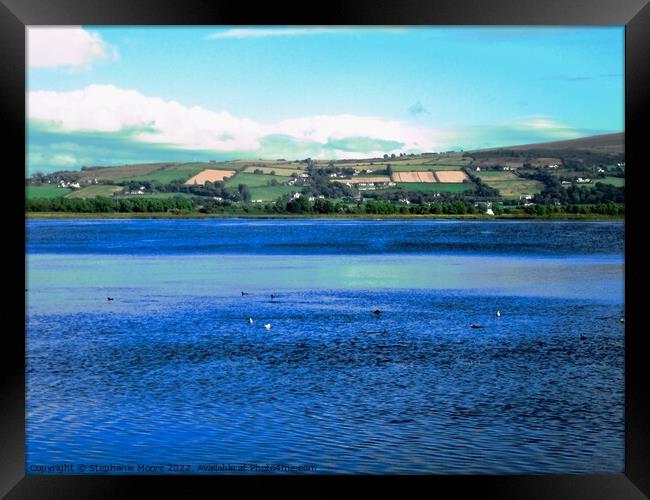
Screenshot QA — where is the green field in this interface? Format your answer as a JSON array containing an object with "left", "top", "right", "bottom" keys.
[
  {"left": 114, "top": 191, "right": 195, "bottom": 200},
  {"left": 242, "top": 166, "right": 301, "bottom": 176},
  {"left": 476, "top": 171, "right": 545, "bottom": 199},
  {"left": 595, "top": 176, "right": 625, "bottom": 187},
  {"left": 77, "top": 163, "right": 167, "bottom": 182},
  {"left": 26, "top": 185, "right": 71, "bottom": 199},
  {"left": 224, "top": 172, "right": 287, "bottom": 189},
  {"left": 393, "top": 182, "right": 475, "bottom": 193},
  {"left": 120, "top": 163, "right": 208, "bottom": 183},
  {"left": 65, "top": 185, "right": 124, "bottom": 199},
  {"left": 249, "top": 185, "right": 298, "bottom": 202}
]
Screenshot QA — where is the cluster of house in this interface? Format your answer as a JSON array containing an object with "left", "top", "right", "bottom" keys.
[
  {"left": 58, "top": 178, "right": 100, "bottom": 189},
  {"left": 520, "top": 194, "right": 535, "bottom": 206},
  {"left": 58, "top": 180, "right": 81, "bottom": 189},
  {"left": 126, "top": 186, "right": 147, "bottom": 195},
  {"left": 576, "top": 177, "right": 591, "bottom": 183},
  {"left": 291, "top": 192, "right": 325, "bottom": 202}
]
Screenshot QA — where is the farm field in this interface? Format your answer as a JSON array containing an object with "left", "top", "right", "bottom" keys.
[
  {"left": 476, "top": 170, "right": 545, "bottom": 197},
  {"left": 334, "top": 176, "right": 391, "bottom": 184},
  {"left": 26, "top": 185, "right": 71, "bottom": 199},
  {"left": 65, "top": 185, "right": 124, "bottom": 199},
  {"left": 249, "top": 185, "right": 298, "bottom": 202},
  {"left": 185, "top": 169, "right": 237, "bottom": 185},
  {"left": 77, "top": 163, "right": 167, "bottom": 182},
  {"left": 594, "top": 176, "right": 624, "bottom": 187},
  {"left": 121, "top": 164, "right": 208, "bottom": 183},
  {"left": 242, "top": 166, "right": 301, "bottom": 176},
  {"left": 393, "top": 182, "right": 475, "bottom": 193},
  {"left": 223, "top": 172, "right": 285, "bottom": 188},
  {"left": 114, "top": 192, "right": 195, "bottom": 200},
  {"left": 435, "top": 171, "right": 469, "bottom": 183},
  {"left": 392, "top": 171, "right": 437, "bottom": 183}
]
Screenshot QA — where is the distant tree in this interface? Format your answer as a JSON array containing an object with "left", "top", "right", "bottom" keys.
[{"left": 238, "top": 184, "right": 251, "bottom": 203}]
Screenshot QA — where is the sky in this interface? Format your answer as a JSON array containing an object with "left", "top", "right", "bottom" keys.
[{"left": 27, "top": 26, "right": 624, "bottom": 174}]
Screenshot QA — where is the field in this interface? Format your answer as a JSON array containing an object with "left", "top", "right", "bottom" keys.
[
  {"left": 435, "top": 171, "right": 469, "bottom": 183},
  {"left": 114, "top": 192, "right": 195, "bottom": 200},
  {"left": 26, "top": 185, "right": 71, "bottom": 199},
  {"left": 65, "top": 185, "right": 124, "bottom": 199},
  {"left": 477, "top": 172, "right": 544, "bottom": 199},
  {"left": 77, "top": 164, "right": 167, "bottom": 182},
  {"left": 223, "top": 172, "right": 283, "bottom": 189},
  {"left": 185, "top": 169, "right": 237, "bottom": 185},
  {"left": 334, "top": 176, "right": 391, "bottom": 184},
  {"left": 596, "top": 177, "right": 625, "bottom": 187},
  {"left": 120, "top": 164, "right": 208, "bottom": 183},
  {"left": 249, "top": 185, "right": 298, "bottom": 202},
  {"left": 242, "top": 166, "right": 301, "bottom": 176},
  {"left": 393, "top": 182, "right": 475, "bottom": 193},
  {"left": 392, "top": 171, "right": 437, "bottom": 183}
]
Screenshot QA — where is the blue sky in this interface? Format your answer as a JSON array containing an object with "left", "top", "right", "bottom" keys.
[{"left": 27, "top": 26, "right": 624, "bottom": 174}]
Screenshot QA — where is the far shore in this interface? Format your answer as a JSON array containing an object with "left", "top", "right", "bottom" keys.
[{"left": 26, "top": 212, "right": 625, "bottom": 221}]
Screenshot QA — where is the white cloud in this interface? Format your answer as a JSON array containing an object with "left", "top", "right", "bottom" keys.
[
  {"left": 28, "top": 26, "right": 117, "bottom": 68},
  {"left": 28, "top": 84, "right": 445, "bottom": 155}
]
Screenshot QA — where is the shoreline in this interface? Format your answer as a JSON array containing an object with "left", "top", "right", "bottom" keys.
[{"left": 26, "top": 212, "right": 625, "bottom": 221}]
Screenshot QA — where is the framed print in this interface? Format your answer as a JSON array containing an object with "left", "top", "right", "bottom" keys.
[{"left": 2, "top": 0, "right": 649, "bottom": 497}]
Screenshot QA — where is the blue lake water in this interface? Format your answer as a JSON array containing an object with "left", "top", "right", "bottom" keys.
[{"left": 25, "top": 219, "right": 625, "bottom": 474}]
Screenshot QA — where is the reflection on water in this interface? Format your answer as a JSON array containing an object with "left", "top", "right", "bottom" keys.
[{"left": 26, "top": 220, "right": 624, "bottom": 474}]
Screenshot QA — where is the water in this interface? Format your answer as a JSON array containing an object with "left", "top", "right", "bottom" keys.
[{"left": 26, "top": 219, "right": 625, "bottom": 474}]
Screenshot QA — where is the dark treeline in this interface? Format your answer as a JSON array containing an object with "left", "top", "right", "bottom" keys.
[
  {"left": 532, "top": 180, "right": 624, "bottom": 205},
  {"left": 26, "top": 196, "right": 195, "bottom": 213},
  {"left": 26, "top": 194, "right": 624, "bottom": 217}
]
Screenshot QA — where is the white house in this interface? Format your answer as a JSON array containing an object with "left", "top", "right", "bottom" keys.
[
  {"left": 292, "top": 192, "right": 302, "bottom": 199},
  {"left": 475, "top": 167, "right": 481, "bottom": 172}
]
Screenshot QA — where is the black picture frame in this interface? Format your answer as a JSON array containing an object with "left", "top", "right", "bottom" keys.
[{"left": 3, "top": 0, "right": 648, "bottom": 497}]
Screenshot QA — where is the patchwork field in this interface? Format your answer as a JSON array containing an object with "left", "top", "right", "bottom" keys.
[
  {"left": 392, "top": 171, "right": 437, "bottom": 183},
  {"left": 65, "top": 185, "right": 124, "bottom": 199},
  {"left": 185, "top": 169, "right": 237, "bottom": 185},
  {"left": 435, "top": 171, "right": 469, "bottom": 183},
  {"left": 26, "top": 185, "right": 71, "bottom": 199}
]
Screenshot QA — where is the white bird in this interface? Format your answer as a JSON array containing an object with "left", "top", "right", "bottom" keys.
[
  {"left": 248, "top": 318, "right": 254, "bottom": 324},
  {"left": 264, "top": 323, "right": 272, "bottom": 330},
  {"left": 496, "top": 310, "right": 501, "bottom": 317}
]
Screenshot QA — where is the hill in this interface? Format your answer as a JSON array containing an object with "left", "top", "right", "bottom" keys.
[{"left": 472, "top": 132, "right": 624, "bottom": 153}]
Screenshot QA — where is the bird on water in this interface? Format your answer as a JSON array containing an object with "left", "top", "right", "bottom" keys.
[
  {"left": 107, "top": 297, "right": 114, "bottom": 301},
  {"left": 248, "top": 318, "right": 254, "bottom": 324},
  {"left": 496, "top": 310, "right": 501, "bottom": 317},
  {"left": 373, "top": 309, "right": 382, "bottom": 316},
  {"left": 264, "top": 323, "right": 272, "bottom": 330}
]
